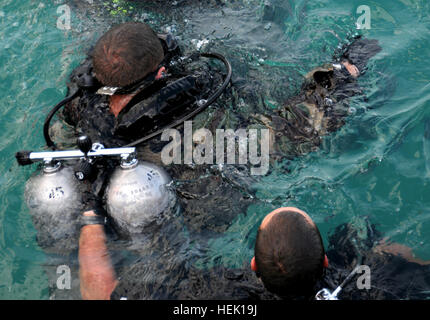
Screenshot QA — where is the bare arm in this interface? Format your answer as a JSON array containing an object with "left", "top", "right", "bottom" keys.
[
  {"left": 78, "top": 210, "right": 118, "bottom": 300},
  {"left": 373, "top": 238, "right": 430, "bottom": 266}
]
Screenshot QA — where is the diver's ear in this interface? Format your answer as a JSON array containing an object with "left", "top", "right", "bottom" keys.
[
  {"left": 155, "top": 67, "right": 166, "bottom": 80},
  {"left": 251, "top": 256, "right": 257, "bottom": 272},
  {"left": 324, "top": 255, "right": 329, "bottom": 268}
]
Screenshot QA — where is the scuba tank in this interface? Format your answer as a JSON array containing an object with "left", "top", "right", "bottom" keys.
[
  {"left": 106, "top": 158, "right": 174, "bottom": 235},
  {"left": 16, "top": 136, "right": 175, "bottom": 241},
  {"left": 24, "top": 161, "right": 82, "bottom": 250}
]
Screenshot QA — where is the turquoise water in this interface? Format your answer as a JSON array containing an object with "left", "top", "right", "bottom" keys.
[{"left": 1, "top": 0, "right": 430, "bottom": 299}]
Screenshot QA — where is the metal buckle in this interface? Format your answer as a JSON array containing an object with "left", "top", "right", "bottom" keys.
[{"left": 97, "top": 86, "right": 119, "bottom": 96}]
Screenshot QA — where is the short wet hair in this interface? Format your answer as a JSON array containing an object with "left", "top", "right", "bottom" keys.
[
  {"left": 254, "top": 209, "right": 325, "bottom": 297},
  {"left": 92, "top": 22, "right": 164, "bottom": 87}
]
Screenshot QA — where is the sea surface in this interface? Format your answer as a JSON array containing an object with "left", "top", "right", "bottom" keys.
[{"left": 0, "top": 0, "right": 429, "bottom": 299}]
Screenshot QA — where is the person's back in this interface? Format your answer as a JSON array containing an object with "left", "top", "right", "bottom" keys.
[{"left": 320, "top": 222, "right": 430, "bottom": 300}]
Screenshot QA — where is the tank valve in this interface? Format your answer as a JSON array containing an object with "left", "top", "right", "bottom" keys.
[
  {"left": 120, "top": 153, "right": 138, "bottom": 169},
  {"left": 74, "top": 159, "right": 95, "bottom": 181},
  {"left": 77, "top": 136, "right": 93, "bottom": 156},
  {"left": 15, "top": 138, "right": 137, "bottom": 181},
  {"left": 74, "top": 136, "right": 96, "bottom": 181}
]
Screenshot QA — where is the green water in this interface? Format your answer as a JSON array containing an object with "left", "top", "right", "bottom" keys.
[{"left": 1, "top": 0, "right": 430, "bottom": 299}]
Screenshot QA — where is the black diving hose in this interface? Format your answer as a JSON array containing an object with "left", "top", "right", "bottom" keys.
[
  {"left": 43, "top": 89, "right": 81, "bottom": 150},
  {"left": 43, "top": 52, "right": 232, "bottom": 149}
]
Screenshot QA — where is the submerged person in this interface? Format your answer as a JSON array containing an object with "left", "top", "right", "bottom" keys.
[
  {"left": 62, "top": 21, "right": 222, "bottom": 148},
  {"left": 81, "top": 205, "right": 430, "bottom": 300},
  {"left": 37, "top": 21, "right": 249, "bottom": 299},
  {"left": 247, "top": 36, "right": 382, "bottom": 159},
  {"left": 249, "top": 207, "right": 430, "bottom": 300}
]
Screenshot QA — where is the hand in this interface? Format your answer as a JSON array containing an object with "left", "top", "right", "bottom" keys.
[
  {"left": 81, "top": 187, "right": 105, "bottom": 217},
  {"left": 80, "top": 190, "right": 107, "bottom": 229},
  {"left": 82, "top": 210, "right": 99, "bottom": 217},
  {"left": 341, "top": 61, "right": 360, "bottom": 78}
]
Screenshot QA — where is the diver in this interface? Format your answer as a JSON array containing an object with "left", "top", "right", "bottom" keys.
[
  {"left": 246, "top": 36, "right": 382, "bottom": 160},
  {"left": 80, "top": 204, "right": 430, "bottom": 300},
  {"left": 248, "top": 207, "right": 430, "bottom": 300},
  {"left": 59, "top": 21, "right": 227, "bottom": 149},
  {"left": 52, "top": 20, "right": 243, "bottom": 233},
  {"left": 46, "top": 20, "right": 252, "bottom": 242},
  {"left": 29, "top": 21, "right": 239, "bottom": 299}
]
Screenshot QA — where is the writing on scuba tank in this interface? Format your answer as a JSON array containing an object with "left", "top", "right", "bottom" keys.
[{"left": 161, "top": 121, "right": 270, "bottom": 175}]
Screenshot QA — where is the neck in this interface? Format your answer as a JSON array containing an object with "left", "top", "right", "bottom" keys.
[{"left": 109, "top": 93, "right": 136, "bottom": 117}]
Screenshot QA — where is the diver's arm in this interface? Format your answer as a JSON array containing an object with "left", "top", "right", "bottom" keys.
[
  {"left": 78, "top": 210, "right": 118, "bottom": 300},
  {"left": 373, "top": 238, "right": 430, "bottom": 266}
]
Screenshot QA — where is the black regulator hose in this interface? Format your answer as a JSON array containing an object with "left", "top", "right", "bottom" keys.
[
  {"left": 125, "top": 52, "right": 232, "bottom": 147},
  {"left": 43, "top": 89, "right": 81, "bottom": 149}
]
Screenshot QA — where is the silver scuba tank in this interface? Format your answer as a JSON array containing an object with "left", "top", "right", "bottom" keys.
[
  {"left": 105, "top": 158, "right": 174, "bottom": 235},
  {"left": 24, "top": 161, "right": 82, "bottom": 250},
  {"left": 17, "top": 139, "right": 174, "bottom": 241}
]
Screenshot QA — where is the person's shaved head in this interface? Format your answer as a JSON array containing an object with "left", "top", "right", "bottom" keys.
[
  {"left": 254, "top": 207, "right": 325, "bottom": 297},
  {"left": 92, "top": 22, "right": 164, "bottom": 87}
]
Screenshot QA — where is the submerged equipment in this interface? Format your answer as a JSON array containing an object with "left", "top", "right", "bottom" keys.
[
  {"left": 43, "top": 52, "right": 232, "bottom": 150},
  {"left": 43, "top": 89, "right": 80, "bottom": 149},
  {"left": 16, "top": 136, "right": 173, "bottom": 234},
  {"left": 24, "top": 162, "right": 82, "bottom": 247},
  {"left": 106, "top": 160, "right": 173, "bottom": 235}
]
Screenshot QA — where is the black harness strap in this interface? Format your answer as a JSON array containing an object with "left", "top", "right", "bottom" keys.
[
  {"left": 124, "top": 52, "right": 232, "bottom": 147},
  {"left": 115, "top": 75, "right": 197, "bottom": 134}
]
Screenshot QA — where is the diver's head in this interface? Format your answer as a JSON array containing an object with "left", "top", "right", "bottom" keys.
[
  {"left": 93, "top": 22, "right": 164, "bottom": 87},
  {"left": 251, "top": 207, "right": 328, "bottom": 297},
  {"left": 92, "top": 22, "right": 165, "bottom": 117}
]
